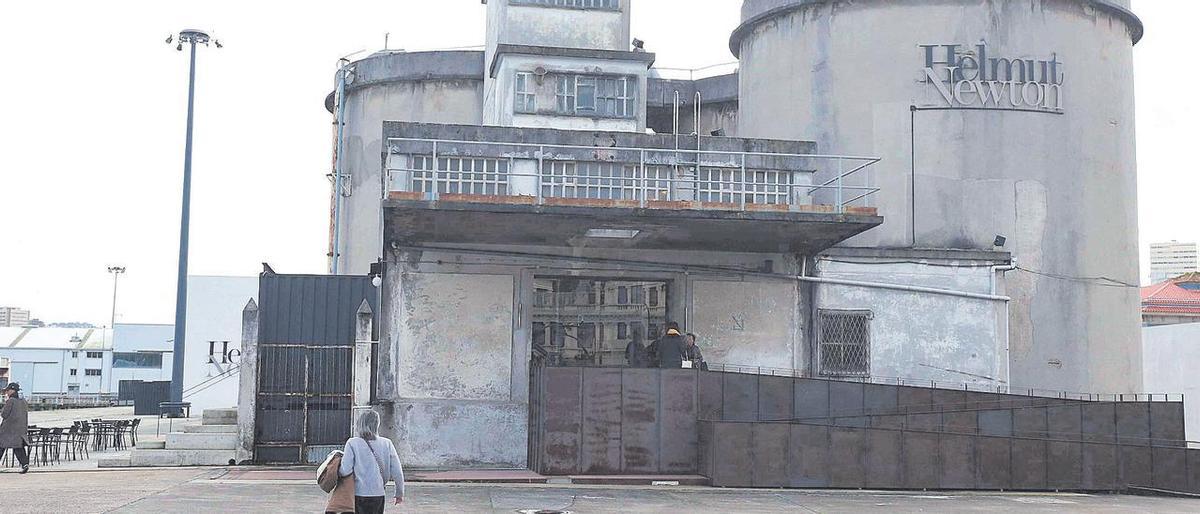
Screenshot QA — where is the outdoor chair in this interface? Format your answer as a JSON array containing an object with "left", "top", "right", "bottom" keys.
[
  {"left": 73, "top": 423, "right": 91, "bottom": 459},
  {"left": 129, "top": 418, "right": 141, "bottom": 446}
]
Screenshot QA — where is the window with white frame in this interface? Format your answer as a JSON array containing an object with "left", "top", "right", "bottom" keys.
[
  {"left": 515, "top": 72, "right": 536, "bottom": 114},
  {"left": 84, "top": 369, "right": 102, "bottom": 377},
  {"left": 511, "top": 0, "right": 619, "bottom": 10},
  {"left": 697, "top": 167, "right": 795, "bottom": 205},
  {"left": 554, "top": 74, "right": 634, "bottom": 118},
  {"left": 541, "top": 161, "right": 671, "bottom": 200},
  {"left": 817, "top": 309, "right": 872, "bottom": 377},
  {"left": 411, "top": 156, "right": 510, "bottom": 196}
]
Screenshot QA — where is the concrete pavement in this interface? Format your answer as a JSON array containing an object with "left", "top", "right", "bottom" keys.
[{"left": 1, "top": 467, "right": 1199, "bottom": 513}]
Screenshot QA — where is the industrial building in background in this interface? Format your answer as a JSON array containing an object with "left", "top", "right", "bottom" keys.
[
  {"left": 1149, "top": 241, "right": 1199, "bottom": 285},
  {"left": 0, "top": 306, "right": 31, "bottom": 327},
  {"left": 295, "top": 0, "right": 1150, "bottom": 470}
]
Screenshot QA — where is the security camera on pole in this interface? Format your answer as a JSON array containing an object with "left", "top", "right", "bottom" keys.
[{"left": 165, "top": 30, "right": 220, "bottom": 413}]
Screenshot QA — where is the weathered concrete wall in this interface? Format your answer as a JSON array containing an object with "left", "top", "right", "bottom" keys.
[
  {"left": 813, "top": 253, "right": 1008, "bottom": 388},
  {"left": 377, "top": 244, "right": 802, "bottom": 467},
  {"left": 397, "top": 273, "right": 514, "bottom": 401},
  {"left": 735, "top": 0, "right": 1143, "bottom": 393},
  {"left": 1142, "top": 323, "right": 1200, "bottom": 441},
  {"left": 488, "top": 0, "right": 631, "bottom": 55},
  {"left": 691, "top": 280, "right": 799, "bottom": 370},
  {"left": 333, "top": 51, "right": 485, "bottom": 275}
]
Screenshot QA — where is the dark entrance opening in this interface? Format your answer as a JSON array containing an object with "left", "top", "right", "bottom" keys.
[{"left": 531, "top": 277, "right": 669, "bottom": 367}]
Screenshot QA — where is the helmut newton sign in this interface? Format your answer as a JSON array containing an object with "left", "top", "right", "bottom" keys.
[{"left": 919, "top": 43, "right": 1063, "bottom": 113}]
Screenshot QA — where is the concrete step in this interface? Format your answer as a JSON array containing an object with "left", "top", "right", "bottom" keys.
[
  {"left": 136, "top": 440, "right": 166, "bottom": 449},
  {"left": 129, "top": 448, "right": 237, "bottom": 467},
  {"left": 201, "top": 408, "right": 238, "bottom": 426},
  {"left": 181, "top": 424, "right": 238, "bottom": 434},
  {"left": 97, "top": 456, "right": 132, "bottom": 468},
  {"left": 166, "top": 432, "right": 238, "bottom": 450}
]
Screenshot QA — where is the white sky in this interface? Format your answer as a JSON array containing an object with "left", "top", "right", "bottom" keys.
[{"left": 0, "top": 1, "right": 1192, "bottom": 325}]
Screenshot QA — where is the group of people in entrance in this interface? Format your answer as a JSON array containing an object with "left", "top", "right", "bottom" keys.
[{"left": 624, "top": 321, "right": 706, "bottom": 370}]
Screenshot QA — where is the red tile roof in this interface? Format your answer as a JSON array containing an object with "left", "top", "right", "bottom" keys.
[{"left": 1142, "top": 274, "right": 1200, "bottom": 315}]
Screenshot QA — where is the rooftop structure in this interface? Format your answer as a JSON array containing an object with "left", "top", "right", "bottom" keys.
[{"left": 1141, "top": 272, "right": 1200, "bottom": 326}]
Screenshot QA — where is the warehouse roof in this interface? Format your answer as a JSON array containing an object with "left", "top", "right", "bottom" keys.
[{"left": 0, "top": 327, "right": 113, "bottom": 350}]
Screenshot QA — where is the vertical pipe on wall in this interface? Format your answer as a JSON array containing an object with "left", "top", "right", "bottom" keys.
[{"left": 331, "top": 63, "right": 349, "bottom": 275}]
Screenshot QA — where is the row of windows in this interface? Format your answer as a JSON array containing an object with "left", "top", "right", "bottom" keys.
[
  {"left": 68, "top": 369, "right": 102, "bottom": 377},
  {"left": 70, "top": 351, "right": 105, "bottom": 359},
  {"left": 511, "top": 0, "right": 619, "bottom": 10},
  {"left": 515, "top": 73, "right": 635, "bottom": 119}
]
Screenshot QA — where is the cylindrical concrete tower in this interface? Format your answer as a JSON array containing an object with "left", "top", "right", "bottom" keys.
[
  {"left": 733, "top": 0, "right": 1143, "bottom": 393},
  {"left": 327, "top": 50, "right": 485, "bottom": 275}
]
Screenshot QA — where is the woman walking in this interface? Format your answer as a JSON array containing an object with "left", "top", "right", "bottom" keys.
[
  {"left": 0, "top": 383, "right": 30, "bottom": 474},
  {"left": 335, "top": 410, "right": 404, "bottom": 513}
]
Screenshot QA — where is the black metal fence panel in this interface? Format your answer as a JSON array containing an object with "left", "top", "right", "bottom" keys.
[
  {"left": 581, "top": 367, "right": 621, "bottom": 474},
  {"left": 976, "top": 435, "right": 1011, "bottom": 489},
  {"left": 864, "top": 428, "right": 902, "bottom": 487},
  {"left": 794, "top": 379, "right": 829, "bottom": 419},
  {"left": 789, "top": 423, "right": 830, "bottom": 487},
  {"left": 1116, "top": 403, "right": 1151, "bottom": 445},
  {"left": 1011, "top": 438, "right": 1047, "bottom": 489},
  {"left": 542, "top": 366, "right": 582, "bottom": 475},
  {"left": 660, "top": 369, "right": 698, "bottom": 473},
  {"left": 752, "top": 423, "right": 789, "bottom": 487},
  {"left": 1151, "top": 402, "right": 1187, "bottom": 445},
  {"left": 1082, "top": 442, "right": 1119, "bottom": 490},
  {"left": 722, "top": 372, "right": 758, "bottom": 421},
  {"left": 1082, "top": 403, "right": 1117, "bottom": 443},
  {"left": 620, "top": 369, "right": 659, "bottom": 473}
]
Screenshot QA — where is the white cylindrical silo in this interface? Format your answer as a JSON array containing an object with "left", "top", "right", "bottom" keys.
[{"left": 733, "top": 0, "right": 1143, "bottom": 393}]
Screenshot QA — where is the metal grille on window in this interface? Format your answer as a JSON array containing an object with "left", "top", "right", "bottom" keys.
[
  {"left": 541, "top": 161, "right": 672, "bottom": 200},
  {"left": 411, "top": 156, "right": 509, "bottom": 196},
  {"left": 817, "top": 309, "right": 871, "bottom": 377},
  {"left": 697, "top": 167, "right": 793, "bottom": 205},
  {"left": 515, "top": 72, "right": 536, "bottom": 114}
]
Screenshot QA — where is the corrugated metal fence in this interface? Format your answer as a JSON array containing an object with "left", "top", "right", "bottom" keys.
[{"left": 254, "top": 273, "right": 377, "bottom": 463}]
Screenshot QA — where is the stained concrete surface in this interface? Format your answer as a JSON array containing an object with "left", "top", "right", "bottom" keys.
[{"left": 0, "top": 467, "right": 1198, "bottom": 513}]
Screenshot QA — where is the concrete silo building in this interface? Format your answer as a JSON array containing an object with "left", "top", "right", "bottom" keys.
[
  {"left": 295, "top": 0, "right": 1147, "bottom": 469},
  {"left": 732, "top": 0, "right": 1144, "bottom": 393}
]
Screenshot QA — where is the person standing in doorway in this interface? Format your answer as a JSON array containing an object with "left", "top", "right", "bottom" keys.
[
  {"left": 655, "top": 321, "right": 686, "bottom": 369},
  {"left": 0, "top": 383, "right": 30, "bottom": 474},
  {"left": 624, "top": 330, "right": 648, "bottom": 368},
  {"left": 684, "top": 333, "right": 708, "bottom": 371}
]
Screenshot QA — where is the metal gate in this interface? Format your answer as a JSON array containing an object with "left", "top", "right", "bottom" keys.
[{"left": 253, "top": 272, "right": 377, "bottom": 463}]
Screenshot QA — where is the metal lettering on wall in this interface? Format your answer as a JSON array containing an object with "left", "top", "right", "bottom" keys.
[
  {"left": 206, "top": 340, "right": 241, "bottom": 376},
  {"left": 919, "top": 43, "right": 1064, "bottom": 113}
]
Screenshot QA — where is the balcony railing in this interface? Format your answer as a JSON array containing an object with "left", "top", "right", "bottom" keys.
[{"left": 385, "top": 138, "right": 881, "bottom": 214}]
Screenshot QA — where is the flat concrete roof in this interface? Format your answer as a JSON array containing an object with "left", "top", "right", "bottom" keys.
[{"left": 384, "top": 197, "right": 881, "bottom": 254}]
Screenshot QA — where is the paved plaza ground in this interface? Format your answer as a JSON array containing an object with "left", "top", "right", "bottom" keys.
[{"left": 0, "top": 466, "right": 1199, "bottom": 513}]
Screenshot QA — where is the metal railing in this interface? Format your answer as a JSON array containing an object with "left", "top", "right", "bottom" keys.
[
  {"left": 385, "top": 137, "right": 881, "bottom": 214},
  {"left": 707, "top": 362, "right": 1185, "bottom": 403}
]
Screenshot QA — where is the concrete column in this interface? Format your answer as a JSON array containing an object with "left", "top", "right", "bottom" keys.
[
  {"left": 235, "top": 298, "right": 258, "bottom": 463},
  {"left": 351, "top": 300, "right": 375, "bottom": 432}
]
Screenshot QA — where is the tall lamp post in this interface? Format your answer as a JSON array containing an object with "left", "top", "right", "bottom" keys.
[
  {"left": 166, "top": 30, "right": 220, "bottom": 407},
  {"left": 107, "top": 266, "right": 125, "bottom": 329}
]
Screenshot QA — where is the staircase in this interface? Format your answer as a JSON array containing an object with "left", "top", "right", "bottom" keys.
[{"left": 99, "top": 408, "right": 239, "bottom": 468}]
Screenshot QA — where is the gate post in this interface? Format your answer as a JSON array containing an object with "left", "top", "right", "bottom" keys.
[
  {"left": 236, "top": 298, "right": 259, "bottom": 463},
  {"left": 351, "top": 300, "right": 375, "bottom": 432}
]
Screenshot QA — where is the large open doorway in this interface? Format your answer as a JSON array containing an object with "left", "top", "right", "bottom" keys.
[{"left": 531, "top": 276, "right": 669, "bottom": 367}]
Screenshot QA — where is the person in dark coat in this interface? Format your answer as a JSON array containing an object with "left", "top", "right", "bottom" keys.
[
  {"left": 655, "top": 321, "right": 686, "bottom": 369},
  {"left": 0, "top": 383, "right": 30, "bottom": 473},
  {"left": 624, "top": 331, "right": 648, "bottom": 368},
  {"left": 684, "top": 333, "right": 708, "bottom": 371}
]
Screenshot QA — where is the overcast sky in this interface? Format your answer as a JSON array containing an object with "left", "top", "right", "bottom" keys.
[{"left": 0, "top": 1, "right": 1192, "bottom": 325}]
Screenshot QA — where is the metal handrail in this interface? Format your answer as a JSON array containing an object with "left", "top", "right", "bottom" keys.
[
  {"left": 384, "top": 137, "right": 882, "bottom": 213},
  {"left": 706, "top": 362, "right": 1185, "bottom": 403}
]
